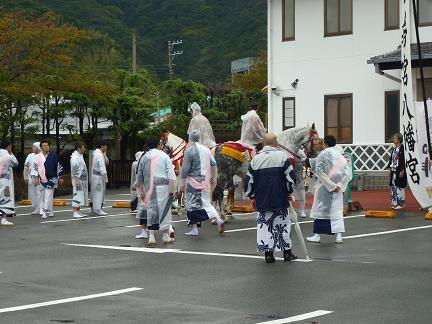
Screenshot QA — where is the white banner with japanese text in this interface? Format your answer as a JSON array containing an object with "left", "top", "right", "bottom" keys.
[
  {"left": 400, "top": 0, "right": 432, "bottom": 208},
  {"left": 415, "top": 101, "right": 432, "bottom": 202}
]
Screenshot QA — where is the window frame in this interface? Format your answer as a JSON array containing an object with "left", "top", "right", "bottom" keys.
[
  {"left": 324, "top": 94, "right": 353, "bottom": 144},
  {"left": 282, "top": 97, "right": 296, "bottom": 130},
  {"left": 384, "top": 90, "right": 400, "bottom": 143},
  {"left": 324, "top": 0, "right": 353, "bottom": 37},
  {"left": 282, "top": 0, "right": 296, "bottom": 41},
  {"left": 385, "top": 0, "right": 400, "bottom": 31},
  {"left": 417, "top": 0, "right": 432, "bottom": 27}
]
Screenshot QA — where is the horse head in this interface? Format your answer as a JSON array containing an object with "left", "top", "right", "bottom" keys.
[
  {"left": 161, "top": 131, "right": 187, "bottom": 159},
  {"left": 277, "top": 123, "right": 318, "bottom": 158}
]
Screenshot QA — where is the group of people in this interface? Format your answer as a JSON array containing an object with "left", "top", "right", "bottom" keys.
[
  {"left": 0, "top": 100, "right": 353, "bottom": 265},
  {"left": 0, "top": 139, "right": 110, "bottom": 226},
  {"left": 3, "top": 100, "right": 407, "bottom": 264}
]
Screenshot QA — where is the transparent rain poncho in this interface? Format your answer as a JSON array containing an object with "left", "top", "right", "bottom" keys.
[
  {"left": 239, "top": 110, "right": 266, "bottom": 147},
  {"left": 187, "top": 102, "right": 217, "bottom": 148},
  {"left": 310, "top": 146, "right": 350, "bottom": 223}
]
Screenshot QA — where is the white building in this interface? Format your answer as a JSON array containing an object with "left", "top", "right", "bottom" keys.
[{"left": 267, "top": 0, "right": 432, "bottom": 148}]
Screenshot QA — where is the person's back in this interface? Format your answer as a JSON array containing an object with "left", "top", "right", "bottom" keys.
[{"left": 246, "top": 146, "right": 295, "bottom": 212}]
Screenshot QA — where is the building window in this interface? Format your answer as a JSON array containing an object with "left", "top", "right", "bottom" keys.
[
  {"left": 385, "top": 91, "right": 400, "bottom": 143},
  {"left": 325, "top": 0, "right": 353, "bottom": 37},
  {"left": 283, "top": 0, "right": 295, "bottom": 41},
  {"left": 324, "top": 94, "right": 353, "bottom": 143},
  {"left": 283, "top": 97, "right": 295, "bottom": 129},
  {"left": 385, "top": 0, "right": 400, "bottom": 30},
  {"left": 416, "top": 78, "right": 432, "bottom": 100},
  {"left": 418, "top": 0, "right": 432, "bottom": 26}
]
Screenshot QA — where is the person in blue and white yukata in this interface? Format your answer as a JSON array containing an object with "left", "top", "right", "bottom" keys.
[
  {"left": 388, "top": 133, "right": 407, "bottom": 210},
  {"left": 306, "top": 135, "right": 350, "bottom": 244},
  {"left": 31, "top": 140, "right": 64, "bottom": 219},
  {"left": 24, "top": 142, "right": 41, "bottom": 215},
  {"left": 137, "top": 137, "right": 177, "bottom": 247},
  {"left": 180, "top": 130, "right": 224, "bottom": 236},
  {"left": 70, "top": 142, "right": 88, "bottom": 219},
  {"left": 245, "top": 133, "right": 297, "bottom": 263},
  {"left": 0, "top": 138, "right": 18, "bottom": 226}
]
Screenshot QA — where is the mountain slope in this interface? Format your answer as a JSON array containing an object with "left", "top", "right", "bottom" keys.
[{"left": 1, "top": 0, "right": 266, "bottom": 82}]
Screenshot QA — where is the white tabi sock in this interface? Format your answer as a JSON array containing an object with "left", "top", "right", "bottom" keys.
[
  {"left": 299, "top": 200, "right": 306, "bottom": 217},
  {"left": 148, "top": 234, "right": 156, "bottom": 244},
  {"left": 185, "top": 227, "right": 199, "bottom": 236}
]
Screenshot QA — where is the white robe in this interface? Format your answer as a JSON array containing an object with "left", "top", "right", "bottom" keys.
[
  {"left": 71, "top": 150, "right": 88, "bottom": 208},
  {"left": 0, "top": 149, "right": 18, "bottom": 215},
  {"left": 239, "top": 110, "right": 266, "bottom": 147},
  {"left": 187, "top": 113, "right": 216, "bottom": 148},
  {"left": 310, "top": 147, "right": 350, "bottom": 233},
  {"left": 91, "top": 149, "right": 108, "bottom": 211},
  {"left": 24, "top": 152, "right": 38, "bottom": 210},
  {"left": 137, "top": 149, "right": 176, "bottom": 231}
]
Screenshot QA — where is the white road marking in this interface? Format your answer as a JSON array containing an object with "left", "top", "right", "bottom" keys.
[
  {"left": 0, "top": 287, "right": 143, "bottom": 314},
  {"left": 344, "top": 224, "right": 432, "bottom": 239},
  {"left": 256, "top": 310, "right": 333, "bottom": 324},
  {"left": 41, "top": 212, "right": 133, "bottom": 224},
  {"left": 224, "top": 215, "right": 365, "bottom": 233},
  {"left": 63, "top": 243, "right": 312, "bottom": 262},
  {"left": 16, "top": 208, "right": 91, "bottom": 217},
  {"left": 63, "top": 243, "right": 178, "bottom": 253}
]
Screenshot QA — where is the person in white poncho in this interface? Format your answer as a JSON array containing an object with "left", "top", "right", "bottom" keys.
[
  {"left": 307, "top": 136, "right": 350, "bottom": 244},
  {"left": 24, "top": 142, "right": 41, "bottom": 215},
  {"left": 70, "top": 142, "right": 88, "bottom": 219},
  {"left": 187, "top": 102, "right": 216, "bottom": 149},
  {"left": 0, "top": 138, "right": 18, "bottom": 226},
  {"left": 180, "top": 130, "right": 224, "bottom": 236},
  {"left": 91, "top": 140, "right": 109, "bottom": 216},
  {"left": 239, "top": 102, "right": 266, "bottom": 148}
]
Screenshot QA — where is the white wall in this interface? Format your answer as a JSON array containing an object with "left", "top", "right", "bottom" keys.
[{"left": 268, "top": 0, "right": 432, "bottom": 144}]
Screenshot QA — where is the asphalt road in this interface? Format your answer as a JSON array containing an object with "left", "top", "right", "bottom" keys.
[{"left": 1, "top": 189, "right": 432, "bottom": 323}]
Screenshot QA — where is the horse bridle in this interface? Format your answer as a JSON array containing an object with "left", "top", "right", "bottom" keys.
[
  {"left": 161, "top": 132, "right": 186, "bottom": 158},
  {"left": 278, "top": 129, "right": 318, "bottom": 159}
]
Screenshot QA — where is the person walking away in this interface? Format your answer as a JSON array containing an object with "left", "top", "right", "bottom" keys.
[
  {"left": 24, "top": 142, "right": 41, "bottom": 215},
  {"left": 0, "top": 138, "right": 18, "bottom": 226},
  {"left": 306, "top": 135, "right": 350, "bottom": 244},
  {"left": 187, "top": 102, "right": 217, "bottom": 149},
  {"left": 245, "top": 133, "right": 297, "bottom": 263},
  {"left": 130, "top": 151, "right": 143, "bottom": 213},
  {"left": 180, "top": 130, "right": 224, "bottom": 236},
  {"left": 91, "top": 140, "right": 109, "bottom": 216},
  {"left": 71, "top": 142, "right": 88, "bottom": 218},
  {"left": 136, "top": 137, "right": 177, "bottom": 247},
  {"left": 31, "top": 140, "right": 64, "bottom": 219},
  {"left": 388, "top": 133, "right": 407, "bottom": 210}
]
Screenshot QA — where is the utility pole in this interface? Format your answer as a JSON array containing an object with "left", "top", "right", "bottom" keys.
[
  {"left": 132, "top": 31, "right": 137, "bottom": 75},
  {"left": 168, "top": 40, "right": 183, "bottom": 79}
]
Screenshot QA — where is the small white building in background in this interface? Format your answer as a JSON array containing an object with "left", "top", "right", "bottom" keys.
[{"left": 267, "top": 0, "right": 432, "bottom": 147}]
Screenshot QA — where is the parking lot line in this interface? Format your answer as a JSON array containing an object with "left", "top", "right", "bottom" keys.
[
  {"left": 62, "top": 243, "right": 312, "bottom": 262},
  {"left": 41, "top": 212, "right": 133, "bottom": 224},
  {"left": 224, "top": 214, "right": 365, "bottom": 233},
  {"left": 344, "top": 224, "right": 432, "bottom": 239},
  {"left": 256, "top": 309, "right": 333, "bottom": 324},
  {"left": 0, "top": 287, "right": 143, "bottom": 314}
]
